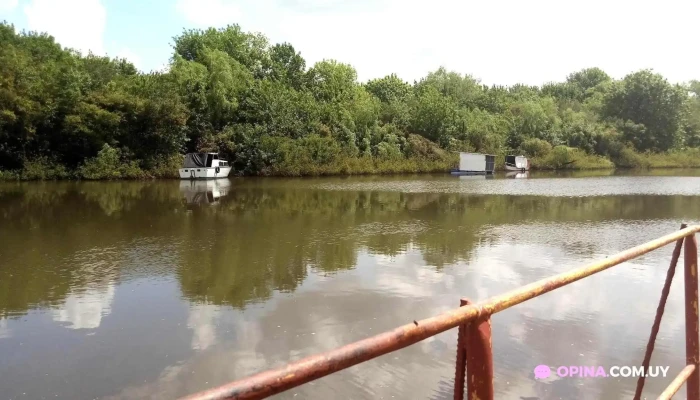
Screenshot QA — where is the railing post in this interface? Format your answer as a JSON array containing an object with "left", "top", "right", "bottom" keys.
[
  {"left": 454, "top": 299, "right": 468, "bottom": 400},
  {"left": 685, "top": 231, "right": 699, "bottom": 400},
  {"left": 633, "top": 224, "right": 687, "bottom": 400},
  {"left": 454, "top": 298, "right": 494, "bottom": 400}
]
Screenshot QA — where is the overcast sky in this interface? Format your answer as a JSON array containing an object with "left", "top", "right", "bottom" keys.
[{"left": 1, "top": 0, "right": 698, "bottom": 85}]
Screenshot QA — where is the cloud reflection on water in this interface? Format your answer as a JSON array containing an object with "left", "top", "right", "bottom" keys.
[
  {"left": 0, "top": 318, "right": 9, "bottom": 339},
  {"left": 105, "top": 219, "right": 693, "bottom": 399},
  {"left": 187, "top": 304, "right": 221, "bottom": 351},
  {"left": 2, "top": 176, "right": 700, "bottom": 399},
  {"left": 52, "top": 284, "right": 116, "bottom": 330}
]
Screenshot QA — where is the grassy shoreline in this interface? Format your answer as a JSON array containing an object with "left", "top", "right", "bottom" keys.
[
  {"left": 2, "top": 150, "right": 700, "bottom": 181},
  {"left": 0, "top": 155, "right": 457, "bottom": 181}
]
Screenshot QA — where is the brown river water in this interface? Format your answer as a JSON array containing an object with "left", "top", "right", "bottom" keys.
[{"left": 2, "top": 170, "right": 700, "bottom": 400}]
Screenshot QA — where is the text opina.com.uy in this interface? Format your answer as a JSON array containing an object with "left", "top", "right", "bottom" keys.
[{"left": 533, "top": 365, "right": 670, "bottom": 379}]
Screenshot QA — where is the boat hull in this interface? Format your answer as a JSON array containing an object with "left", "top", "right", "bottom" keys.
[
  {"left": 179, "top": 167, "right": 232, "bottom": 180},
  {"left": 450, "top": 169, "right": 493, "bottom": 176},
  {"left": 505, "top": 164, "right": 528, "bottom": 171}
]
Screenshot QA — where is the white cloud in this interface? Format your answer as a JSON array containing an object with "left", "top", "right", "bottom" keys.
[
  {"left": 0, "top": 0, "right": 18, "bottom": 12},
  {"left": 117, "top": 48, "right": 142, "bottom": 70},
  {"left": 175, "top": 0, "right": 241, "bottom": 28},
  {"left": 157, "top": 63, "right": 171, "bottom": 73},
  {"left": 175, "top": 0, "right": 700, "bottom": 85},
  {"left": 24, "top": 0, "right": 106, "bottom": 55}
]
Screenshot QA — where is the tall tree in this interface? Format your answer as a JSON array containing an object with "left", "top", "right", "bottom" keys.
[
  {"left": 567, "top": 68, "right": 611, "bottom": 93},
  {"left": 415, "top": 67, "right": 482, "bottom": 109},
  {"left": 263, "top": 43, "right": 306, "bottom": 90},
  {"left": 365, "top": 74, "right": 412, "bottom": 103},
  {"left": 603, "top": 70, "right": 687, "bottom": 151}
]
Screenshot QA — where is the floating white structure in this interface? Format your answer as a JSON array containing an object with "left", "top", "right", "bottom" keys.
[
  {"left": 505, "top": 155, "right": 529, "bottom": 171},
  {"left": 179, "top": 152, "right": 232, "bottom": 179},
  {"left": 450, "top": 153, "right": 496, "bottom": 175},
  {"left": 179, "top": 179, "right": 231, "bottom": 206}
]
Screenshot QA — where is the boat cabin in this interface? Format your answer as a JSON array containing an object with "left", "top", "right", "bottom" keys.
[
  {"left": 451, "top": 153, "right": 496, "bottom": 175},
  {"left": 505, "top": 155, "right": 529, "bottom": 171},
  {"left": 180, "top": 152, "right": 232, "bottom": 180}
]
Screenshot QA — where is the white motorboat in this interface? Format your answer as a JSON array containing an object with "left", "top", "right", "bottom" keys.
[
  {"left": 179, "top": 152, "right": 232, "bottom": 179},
  {"left": 505, "top": 155, "right": 529, "bottom": 171}
]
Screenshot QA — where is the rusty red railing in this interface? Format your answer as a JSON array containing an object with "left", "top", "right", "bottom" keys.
[{"left": 180, "top": 224, "right": 700, "bottom": 400}]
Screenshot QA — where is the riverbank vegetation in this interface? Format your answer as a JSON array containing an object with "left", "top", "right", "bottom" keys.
[{"left": 1, "top": 22, "right": 699, "bottom": 180}]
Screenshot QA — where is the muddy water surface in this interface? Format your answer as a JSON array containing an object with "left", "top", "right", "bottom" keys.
[{"left": 1, "top": 170, "right": 700, "bottom": 399}]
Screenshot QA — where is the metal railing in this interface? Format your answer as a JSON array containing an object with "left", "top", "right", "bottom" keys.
[{"left": 180, "top": 224, "right": 700, "bottom": 400}]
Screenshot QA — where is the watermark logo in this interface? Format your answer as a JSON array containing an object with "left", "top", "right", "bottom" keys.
[
  {"left": 534, "top": 365, "right": 551, "bottom": 379},
  {"left": 533, "top": 365, "right": 670, "bottom": 379}
]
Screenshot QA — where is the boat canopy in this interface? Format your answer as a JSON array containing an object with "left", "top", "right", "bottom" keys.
[{"left": 183, "top": 153, "right": 207, "bottom": 168}]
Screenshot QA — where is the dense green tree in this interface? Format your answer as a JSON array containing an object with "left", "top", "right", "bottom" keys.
[
  {"left": 1, "top": 22, "right": 699, "bottom": 179},
  {"left": 567, "top": 68, "right": 611, "bottom": 93},
  {"left": 200, "top": 48, "right": 252, "bottom": 129},
  {"left": 454, "top": 108, "right": 506, "bottom": 153},
  {"left": 238, "top": 79, "right": 318, "bottom": 139},
  {"left": 263, "top": 43, "right": 306, "bottom": 90},
  {"left": 602, "top": 70, "right": 687, "bottom": 151},
  {"left": 364, "top": 74, "right": 412, "bottom": 128},
  {"left": 306, "top": 59, "right": 357, "bottom": 104},
  {"left": 506, "top": 96, "right": 561, "bottom": 148},
  {"left": 365, "top": 74, "right": 411, "bottom": 103},
  {"left": 173, "top": 25, "right": 269, "bottom": 76},
  {"left": 169, "top": 54, "right": 211, "bottom": 151},
  {"left": 541, "top": 81, "right": 580, "bottom": 102},
  {"left": 409, "top": 85, "right": 459, "bottom": 146},
  {"left": 684, "top": 80, "right": 700, "bottom": 147},
  {"left": 415, "top": 67, "right": 482, "bottom": 109},
  {"left": 80, "top": 54, "right": 138, "bottom": 92},
  {"left": 475, "top": 85, "right": 511, "bottom": 114},
  {"left": 542, "top": 68, "right": 610, "bottom": 104}
]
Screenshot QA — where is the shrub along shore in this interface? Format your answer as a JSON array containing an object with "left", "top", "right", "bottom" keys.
[
  {"left": 4, "top": 147, "right": 700, "bottom": 181},
  {"left": 1, "top": 22, "right": 699, "bottom": 181}
]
